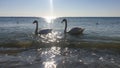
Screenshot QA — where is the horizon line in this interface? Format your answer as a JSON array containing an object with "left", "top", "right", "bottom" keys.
[{"left": 0, "top": 16, "right": 120, "bottom": 17}]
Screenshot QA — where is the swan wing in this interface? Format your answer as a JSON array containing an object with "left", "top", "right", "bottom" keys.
[
  {"left": 68, "top": 27, "right": 84, "bottom": 35},
  {"left": 38, "top": 29, "right": 52, "bottom": 34}
]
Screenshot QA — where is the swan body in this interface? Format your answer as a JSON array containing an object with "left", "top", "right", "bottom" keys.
[
  {"left": 38, "top": 29, "right": 52, "bottom": 34},
  {"left": 33, "top": 20, "right": 52, "bottom": 35},
  {"left": 68, "top": 27, "right": 84, "bottom": 35},
  {"left": 61, "top": 19, "right": 84, "bottom": 35}
]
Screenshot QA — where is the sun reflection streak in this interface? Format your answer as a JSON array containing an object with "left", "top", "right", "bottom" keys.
[
  {"left": 44, "top": 16, "right": 56, "bottom": 23},
  {"left": 50, "top": 0, "right": 53, "bottom": 16},
  {"left": 41, "top": 47, "right": 61, "bottom": 68},
  {"left": 43, "top": 61, "right": 56, "bottom": 68},
  {"left": 44, "top": 0, "right": 55, "bottom": 23},
  {"left": 37, "top": 31, "right": 62, "bottom": 43}
]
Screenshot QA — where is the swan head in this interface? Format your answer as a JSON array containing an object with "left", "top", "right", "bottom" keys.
[
  {"left": 33, "top": 20, "right": 38, "bottom": 24},
  {"left": 61, "top": 19, "right": 67, "bottom": 23}
]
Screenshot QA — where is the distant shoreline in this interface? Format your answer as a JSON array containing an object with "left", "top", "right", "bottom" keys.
[{"left": 0, "top": 16, "right": 120, "bottom": 18}]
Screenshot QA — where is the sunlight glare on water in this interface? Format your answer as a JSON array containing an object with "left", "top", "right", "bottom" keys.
[
  {"left": 43, "top": 61, "right": 56, "bottom": 68},
  {"left": 42, "top": 47, "right": 61, "bottom": 68},
  {"left": 44, "top": 16, "right": 56, "bottom": 23},
  {"left": 36, "top": 31, "right": 61, "bottom": 43}
]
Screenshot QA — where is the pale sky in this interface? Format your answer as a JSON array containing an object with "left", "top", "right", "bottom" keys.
[{"left": 0, "top": 0, "right": 120, "bottom": 17}]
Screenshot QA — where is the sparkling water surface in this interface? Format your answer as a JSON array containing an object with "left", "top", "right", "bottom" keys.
[{"left": 0, "top": 17, "right": 120, "bottom": 68}]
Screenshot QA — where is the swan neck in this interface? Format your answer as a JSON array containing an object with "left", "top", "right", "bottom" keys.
[
  {"left": 35, "top": 22, "right": 38, "bottom": 35},
  {"left": 64, "top": 20, "right": 67, "bottom": 33}
]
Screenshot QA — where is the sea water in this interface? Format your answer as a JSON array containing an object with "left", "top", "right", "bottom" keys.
[{"left": 0, "top": 17, "right": 120, "bottom": 68}]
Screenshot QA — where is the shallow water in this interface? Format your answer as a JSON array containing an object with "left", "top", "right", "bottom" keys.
[
  {"left": 0, "top": 47, "right": 120, "bottom": 68},
  {"left": 0, "top": 17, "right": 120, "bottom": 68}
]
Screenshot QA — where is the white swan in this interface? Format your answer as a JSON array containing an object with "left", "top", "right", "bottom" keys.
[
  {"left": 33, "top": 20, "right": 52, "bottom": 35},
  {"left": 61, "top": 19, "right": 84, "bottom": 35}
]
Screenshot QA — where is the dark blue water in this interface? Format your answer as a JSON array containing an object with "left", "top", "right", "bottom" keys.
[{"left": 0, "top": 17, "right": 120, "bottom": 68}]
